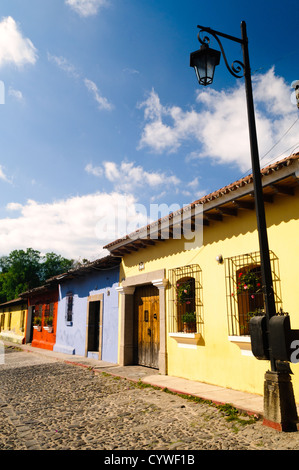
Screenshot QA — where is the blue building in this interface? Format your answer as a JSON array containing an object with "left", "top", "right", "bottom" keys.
[{"left": 53, "top": 255, "right": 121, "bottom": 363}]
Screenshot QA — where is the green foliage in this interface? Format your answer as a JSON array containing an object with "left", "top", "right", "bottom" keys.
[
  {"left": 0, "top": 248, "right": 74, "bottom": 302},
  {"left": 181, "top": 312, "right": 196, "bottom": 323},
  {"left": 176, "top": 281, "right": 192, "bottom": 304},
  {"left": 40, "top": 252, "right": 74, "bottom": 283},
  {"left": 237, "top": 271, "right": 261, "bottom": 294}
]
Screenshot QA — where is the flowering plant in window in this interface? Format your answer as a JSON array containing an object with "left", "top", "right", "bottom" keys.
[
  {"left": 176, "top": 281, "right": 192, "bottom": 305},
  {"left": 237, "top": 271, "right": 261, "bottom": 294}
]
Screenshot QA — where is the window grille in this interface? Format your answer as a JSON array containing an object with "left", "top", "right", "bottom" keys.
[
  {"left": 38, "top": 305, "right": 42, "bottom": 318},
  {"left": 225, "top": 251, "right": 282, "bottom": 336},
  {"left": 44, "top": 303, "right": 54, "bottom": 325},
  {"left": 44, "top": 303, "right": 50, "bottom": 322},
  {"left": 168, "top": 264, "right": 203, "bottom": 334},
  {"left": 65, "top": 292, "right": 73, "bottom": 324}
]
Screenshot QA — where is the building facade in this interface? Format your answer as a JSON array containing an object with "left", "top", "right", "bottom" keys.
[
  {"left": 0, "top": 298, "right": 27, "bottom": 344},
  {"left": 104, "top": 154, "right": 299, "bottom": 401},
  {"left": 21, "top": 284, "right": 59, "bottom": 351},
  {"left": 53, "top": 256, "right": 121, "bottom": 363}
]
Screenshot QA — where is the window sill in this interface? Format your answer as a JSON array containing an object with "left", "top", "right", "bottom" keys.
[
  {"left": 169, "top": 332, "right": 200, "bottom": 339},
  {"left": 169, "top": 332, "right": 202, "bottom": 349},
  {"left": 228, "top": 335, "right": 253, "bottom": 356}
]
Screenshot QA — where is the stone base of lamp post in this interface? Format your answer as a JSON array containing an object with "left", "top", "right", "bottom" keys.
[{"left": 263, "top": 370, "right": 299, "bottom": 432}]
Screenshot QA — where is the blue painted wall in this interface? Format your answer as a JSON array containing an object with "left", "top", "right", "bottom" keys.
[{"left": 53, "top": 266, "right": 119, "bottom": 363}]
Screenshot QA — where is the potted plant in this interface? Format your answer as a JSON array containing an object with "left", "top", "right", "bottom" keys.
[
  {"left": 33, "top": 317, "right": 42, "bottom": 332},
  {"left": 182, "top": 312, "right": 197, "bottom": 333},
  {"left": 44, "top": 316, "right": 53, "bottom": 333}
]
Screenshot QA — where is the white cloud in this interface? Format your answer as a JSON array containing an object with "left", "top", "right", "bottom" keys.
[
  {"left": 122, "top": 68, "right": 140, "bottom": 76},
  {"left": 8, "top": 87, "right": 24, "bottom": 101},
  {"left": 6, "top": 202, "right": 22, "bottom": 211},
  {"left": 1, "top": 192, "right": 147, "bottom": 259},
  {"left": 137, "top": 89, "right": 201, "bottom": 154},
  {"left": 0, "top": 165, "right": 12, "bottom": 184},
  {"left": 84, "top": 78, "right": 113, "bottom": 111},
  {"left": 0, "top": 16, "right": 37, "bottom": 68},
  {"left": 66, "top": 0, "right": 108, "bottom": 17},
  {"left": 47, "top": 53, "right": 80, "bottom": 79},
  {"left": 47, "top": 54, "right": 113, "bottom": 113},
  {"left": 85, "top": 163, "right": 103, "bottom": 177},
  {"left": 85, "top": 160, "right": 180, "bottom": 192},
  {"left": 138, "top": 69, "right": 299, "bottom": 172}
]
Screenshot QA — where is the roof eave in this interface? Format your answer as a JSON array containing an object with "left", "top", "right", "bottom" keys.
[{"left": 104, "top": 154, "right": 299, "bottom": 255}]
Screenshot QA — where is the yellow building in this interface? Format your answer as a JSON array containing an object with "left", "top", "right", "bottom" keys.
[
  {"left": 0, "top": 298, "right": 28, "bottom": 344},
  {"left": 104, "top": 153, "right": 299, "bottom": 402}
]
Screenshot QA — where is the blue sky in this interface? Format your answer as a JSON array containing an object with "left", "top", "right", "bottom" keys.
[{"left": 0, "top": 0, "right": 298, "bottom": 260}]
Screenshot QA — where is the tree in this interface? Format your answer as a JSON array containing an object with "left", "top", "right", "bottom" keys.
[
  {"left": 0, "top": 248, "right": 41, "bottom": 301},
  {"left": 0, "top": 248, "right": 74, "bottom": 302},
  {"left": 40, "top": 252, "right": 74, "bottom": 283}
]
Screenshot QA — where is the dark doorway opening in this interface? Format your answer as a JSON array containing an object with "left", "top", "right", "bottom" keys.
[{"left": 87, "top": 301, "right": 101, "bottom": 353}]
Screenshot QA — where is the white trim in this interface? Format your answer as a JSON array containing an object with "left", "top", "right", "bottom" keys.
[
  {"left": 152, "top": 278, "right": 168, "bottom": 289},
  {"left": 228, "top": 335, "right": 251, "bottom": 343},
  {"left": 169, "top": 332, "right": 201, "bottom": 339}
]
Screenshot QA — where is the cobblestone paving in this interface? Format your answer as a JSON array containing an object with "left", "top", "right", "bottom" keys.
[{"left": 1, "top": 347, "right": 299, "bottom": 451}]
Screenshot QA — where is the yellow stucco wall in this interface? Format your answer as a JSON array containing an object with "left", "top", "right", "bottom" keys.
[
  {"left": 119, "top": 186, "right": 299, "bottom": 401},
  {"left": 0, "top": 302, "right": 27, "bottom": 344}
]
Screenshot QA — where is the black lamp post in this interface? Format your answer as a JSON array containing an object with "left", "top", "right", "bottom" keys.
[{"left": 190, "top": 21, "right": 298, "bottom": 431}]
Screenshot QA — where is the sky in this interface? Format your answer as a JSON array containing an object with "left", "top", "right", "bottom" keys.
[{"left": 0, "top": 0, "right": 298, "bottom": 261}]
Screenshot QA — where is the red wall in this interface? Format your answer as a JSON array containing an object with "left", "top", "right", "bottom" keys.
[{"left": 28, "top": 288, "right": 58, "bottom": 351}]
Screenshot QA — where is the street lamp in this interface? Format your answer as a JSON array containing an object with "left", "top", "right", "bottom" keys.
[
  {"left": 190, "top": 43, "right": 220, "bottom": 86},
  {"left": 190, "top": 21, "right": 298, "bottom": 432}
]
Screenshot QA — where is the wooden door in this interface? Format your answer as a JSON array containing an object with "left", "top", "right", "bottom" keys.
[{"left": 135, "top": 285, "right": 160, "bottom": 369}]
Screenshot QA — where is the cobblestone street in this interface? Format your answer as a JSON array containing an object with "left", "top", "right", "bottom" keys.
[{"left": 1, "top": 346, "right": 299, "bottom": 452}]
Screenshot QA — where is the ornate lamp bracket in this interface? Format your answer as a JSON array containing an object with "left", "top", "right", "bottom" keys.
[{"left": 197, "top": 25, "right": 245, "bottom": 79}]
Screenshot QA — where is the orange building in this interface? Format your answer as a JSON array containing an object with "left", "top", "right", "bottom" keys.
[{"left": 22, "top": 282, "right": 58, "bottom": 351}]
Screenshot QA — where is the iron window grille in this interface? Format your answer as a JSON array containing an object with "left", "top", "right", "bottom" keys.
[
  {"left": 38, "top": 305, "right": 42, "bottom": 319},
  {"left": 225, "top": 251, "right": 282, "bottom": 336},
  {"left": 43, "top": 303, "right": 54, "bottom": 326},
  {"left": 65, "top": 292, "right": 73, "bottom": 324},
  {"left": 168, "top": 264, "right": 203, "bottom": 334}
]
